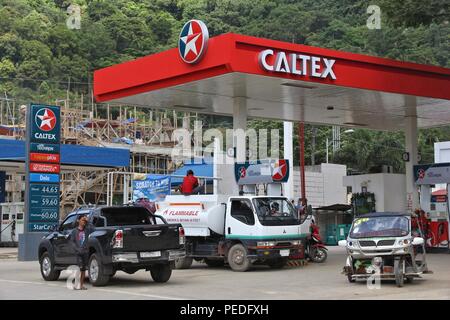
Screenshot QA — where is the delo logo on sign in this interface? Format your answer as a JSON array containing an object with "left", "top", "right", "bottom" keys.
[
  {"left": 178, "top": 20, "right": 209, "bottom": 64},
  {"left": 30, "top": 105, "right": 60, "bottom": 143}
]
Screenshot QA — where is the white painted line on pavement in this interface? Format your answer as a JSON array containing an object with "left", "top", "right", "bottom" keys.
[
  {"left": 94, "top": 287, "right": 187, "bottom": 300},
  {"left": 0, "top": 278, "right": 187, "bottom": 300}
]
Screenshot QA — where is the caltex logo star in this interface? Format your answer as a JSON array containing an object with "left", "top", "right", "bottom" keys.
[
  {"left": 35, "top": 108, "right": 56, "bottom": 132},
  {"left": 272, "top": 160, "right": 288, "bottom": 181},
  {"left": 418, "top": 169, "right": 425, "bottom": 179},
  {"left": 178, "top": 20, "right": 209, "bottom": 64},
  {"left": 239, "top": 167, "right": 247, "bottom": 178}
]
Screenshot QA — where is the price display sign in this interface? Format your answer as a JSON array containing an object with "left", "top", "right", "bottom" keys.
[{"left": 25, "top": 104, "right": 61, "bottom": 232}]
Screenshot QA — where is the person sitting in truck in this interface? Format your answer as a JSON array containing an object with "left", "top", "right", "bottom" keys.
[
  {"left": 270, "top": 202, "right": 281, "bottom": 216},
  {"left": 179, "top": 170, "right": 204, "bottom": 195}
]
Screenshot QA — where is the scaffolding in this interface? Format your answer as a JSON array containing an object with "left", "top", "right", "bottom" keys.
[{"left": 0, "top": 93, "right": 198, "bottom": 216}]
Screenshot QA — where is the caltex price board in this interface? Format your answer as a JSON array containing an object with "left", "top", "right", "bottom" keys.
[{"left": 25, "top": 104, "right": 61, "bottom": 232}]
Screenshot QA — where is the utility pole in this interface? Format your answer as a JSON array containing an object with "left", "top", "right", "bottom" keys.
[
  {"left": 299, "top": 122, "right": 306, "bottom": 205},
  {"left": 311, "top": 126, "right": 316, "bottom": 165}
]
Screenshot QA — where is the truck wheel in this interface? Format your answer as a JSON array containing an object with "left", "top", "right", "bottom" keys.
[
  {"left": 267, "top": 258, "right": 288, "bottom": 269},
  {"left": 174, "top": 257, "right": 193, "bottom": 269},
  {"left": 40, "top": 252, "right": 60, "bottom": 281},
  {"left": 88, "top": 253, "right": 110, "bottom": 286},
  {"left": 150, "top": 264, "right": 172, "bottom": 283},
  {"left": 228, "top": 244, "right": 251, "bottom": 272},
  {"left": 394, "top": 259, "right": 404, "bottom": 287},
  {"left": 204, "top": 258, "right": 225, "bottom": 268}
]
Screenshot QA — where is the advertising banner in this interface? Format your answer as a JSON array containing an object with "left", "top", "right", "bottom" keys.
[
  {"left": 132, "top": 174, "right": 171, "bottom": 201},
  {"left": 234, "top": 159, "right": 290, "bottom": 185},
  {"left": 414, "top": 163, "right": 450, "bottom": 185}
]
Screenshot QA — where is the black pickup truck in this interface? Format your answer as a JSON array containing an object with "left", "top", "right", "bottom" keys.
[{"left": 38, "top": 205, "right": 185, "bottom": 286}]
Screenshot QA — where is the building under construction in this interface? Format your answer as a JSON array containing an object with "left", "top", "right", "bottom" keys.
[{"left": 0, "top": 94, "right": 199, "bottom": 218}]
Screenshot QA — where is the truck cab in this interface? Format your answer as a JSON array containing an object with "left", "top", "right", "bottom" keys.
[{"left": 157, "top": 194, "right": 311, "bottom": 271}]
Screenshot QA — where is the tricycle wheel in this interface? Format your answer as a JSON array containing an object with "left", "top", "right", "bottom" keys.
[
  {"left": 347, "top": 273, "right": 355, "bottom": 283},
  {"left": 406, "top": 276, "right": 414, "bottom": 283},
  {"left": 394, "top": 259, "right": 404, "bottom": 287}
]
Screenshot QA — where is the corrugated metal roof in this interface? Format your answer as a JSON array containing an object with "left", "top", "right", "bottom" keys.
[{"left": 0, "top": 139, "right": 129, "bottom": 168}]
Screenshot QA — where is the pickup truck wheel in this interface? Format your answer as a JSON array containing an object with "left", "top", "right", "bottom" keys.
[
  {"left": 228, "top": 244, "right": 251, "bottom": 272},
  {"left": 150, "top": 264, "right": 172, "bottom": 283},
  {"left": 267, "top": 258, "right": 288, "bottom": 269},
  {"left": 88, "top": 253, "right": 110, "bottom": 286},
  {"left": 174, "top": 257, "right": 193, "bottom": 269},
  {"left": 40, "top": 252, "right": 60, "bottom": 281},
  {"left": 204, "top": 258, "right": 225, "bottom": 268}
]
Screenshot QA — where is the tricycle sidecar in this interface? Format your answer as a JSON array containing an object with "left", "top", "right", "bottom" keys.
[{"left": 339, "top": 212, "right": 431, "bottom": 287}]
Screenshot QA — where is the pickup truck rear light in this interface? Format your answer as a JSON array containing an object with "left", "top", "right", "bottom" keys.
[
  {"left": 179, "top": 227, "right": 185, "bottom": 245},
  {"left": 112, "top": 229, "right": 123, "bottom": 248}
]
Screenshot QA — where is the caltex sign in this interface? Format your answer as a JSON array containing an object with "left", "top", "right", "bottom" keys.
[
  {"left": 30, "top": 105, "right": 60, "bottom": 143},
  {"left": 178, "top": 19, "right": 209, "bottom": 64},
  {"left": 26, "top": 104, "right": 61, "bottom": 232},
  {"left": 258, "top": 49, "right": 337, "bottom": 80}
]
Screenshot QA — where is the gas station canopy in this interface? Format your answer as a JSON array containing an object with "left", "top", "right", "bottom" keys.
[{"left": 94, "top": 33, "right": 450, "bottom": 131}]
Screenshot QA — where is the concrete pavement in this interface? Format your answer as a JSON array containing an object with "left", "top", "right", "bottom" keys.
[{"left": 0, "top": 247, "right": 449, "bottom": 300}]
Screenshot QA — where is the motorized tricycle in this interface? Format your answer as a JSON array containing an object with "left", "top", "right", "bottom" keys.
[{"left": 339, "top": 212, "right": 431, "bottom": 287}]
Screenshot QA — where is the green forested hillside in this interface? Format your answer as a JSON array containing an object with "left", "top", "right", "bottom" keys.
[{"left": 0, "top": 0, "right": 449, "bottom": 172}]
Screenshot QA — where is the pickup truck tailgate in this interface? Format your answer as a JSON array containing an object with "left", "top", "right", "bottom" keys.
[
  {"left": 100, "top": 206, "right": 181, "bottom": 252},
  {"left": 122, "top": 224, "right": 181, "bottom": 251}
]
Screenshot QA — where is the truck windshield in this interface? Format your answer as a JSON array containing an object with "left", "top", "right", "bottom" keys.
[
  {"left": 101, "top": 207, "right": 153, "bottom": 226},
  {"left": 350, "top": 216, "right": 409, "bottom": 238},
  {"left": 252, "top": 198, "right": 299, "bottom": 226}
]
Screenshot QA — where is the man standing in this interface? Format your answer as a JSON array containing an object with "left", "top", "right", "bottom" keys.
[{"left": 71, "top": 214, "right": 94, "bottom": 290}]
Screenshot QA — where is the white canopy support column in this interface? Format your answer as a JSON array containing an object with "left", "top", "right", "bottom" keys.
[
  {"left": 283, "top": 121, "right": 294, "bottom": 200},
  {"left": 404, "top": 96, "right": 419, "bottom": 213},
  {"left": 233, "top": 96, "right": 247, "bottom": 163},
  {"left": 216, "top": 97, "right": 247, "bottom": 196}
]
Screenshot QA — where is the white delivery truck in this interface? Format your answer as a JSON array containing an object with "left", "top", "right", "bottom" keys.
[{"left": 156, "top": 194, "right": 311, "bottom": 271}]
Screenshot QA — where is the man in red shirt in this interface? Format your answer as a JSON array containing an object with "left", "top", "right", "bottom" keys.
[{"left": 179, "top": 170, "right": 203, "bottom": 195}]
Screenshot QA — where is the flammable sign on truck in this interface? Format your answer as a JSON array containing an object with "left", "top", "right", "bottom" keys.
[{"left": 156, "top": 194, "right": 311, "bottom": 271}]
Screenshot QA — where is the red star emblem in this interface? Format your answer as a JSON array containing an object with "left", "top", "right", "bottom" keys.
[
  {"left": 272, "top": 160, "right": 287, "bottom": 181},
  {"left": 35, "top": 108, "right": 56, "bottom": 131}
]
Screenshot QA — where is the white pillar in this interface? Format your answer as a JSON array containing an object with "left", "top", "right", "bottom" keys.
[
  {"left": 283, "top": 121, "right": 294, "bottom": 199},
  {"left": 404, "top": 97, "right": 419, "bottom": 213},
  {"left": 233, "top": 97, "right": 247, "bottom": 163},
  {"left": 216, "top": 97, "right": 247, "bottom": 196}
]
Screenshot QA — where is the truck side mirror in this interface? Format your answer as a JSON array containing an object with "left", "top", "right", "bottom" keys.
[
  {"left": 338, "top": 240, "right": 347, "bottom": 247},
  {"left": 412, "top": 237, "right": 424, "bottom": 246}
]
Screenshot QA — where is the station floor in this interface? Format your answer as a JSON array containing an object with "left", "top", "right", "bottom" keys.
[{"left": 0, "top": 246, "right": 449, "bottom": 300}]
